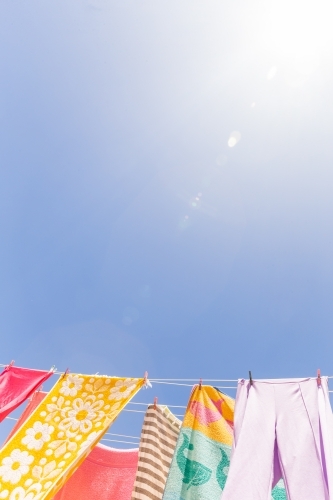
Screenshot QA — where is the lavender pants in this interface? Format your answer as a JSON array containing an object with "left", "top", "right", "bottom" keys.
[{"left": 221, "top": 377, "right": 333, "bottom": 500}]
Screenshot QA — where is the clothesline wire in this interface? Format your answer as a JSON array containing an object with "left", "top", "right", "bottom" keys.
[
  {"left": 3, "top": 416, "right": 141, "bottom": 440},
  {"left": 123, "top": 409, "right": 184, "bottom": 417},
  {"left": 150, "top": 378, "right": 239, "bottom": 382},
  {"left": 100, "top": 438, "right": 139, "bottom": 446},
  {"left": 0, "top": 363, "right": 332, "bottom": 382},
  {"left": 4, "top": 409, "right": 184, "bottom": 421},
  {"left": 107, "top": 433, "right": 139, "bottom": 440},
  {"left": 149, "top": 380, "right": 237, "bottom": 389},
  {"left": 0, "top": 365, "right": 239, "bottom": 382},
  {"left": 129, "top": 401, "right": 187, "bottom": 409}
]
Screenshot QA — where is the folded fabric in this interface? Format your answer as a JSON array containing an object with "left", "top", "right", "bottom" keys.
[
  {"left": 54, "top": 444, "right": 138, "bottom": 500},
  {"left": 162, "top": 385, "right": 286, "bottom": 500},
  {"left": 0, "top": 365, "right": 53, "bottom": 422},
  {"left": 131, "top": 404, "right": 181, "bottom": 500},
  {"left": 0, "top": 374, "right": 144, "bottom": 499},
  {"left": 4, "top": 391, "right": 47, "bottom": 444},
  {"left": 222, "top": 377, "right": 333, "bottom": 500}
]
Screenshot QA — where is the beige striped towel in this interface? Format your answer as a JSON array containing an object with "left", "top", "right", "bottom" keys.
[{"left": 131, "top": 404, "right": 181, "bottom": 500}]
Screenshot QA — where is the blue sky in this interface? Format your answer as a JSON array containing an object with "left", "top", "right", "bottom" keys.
[{"left": 1, "top": 0, "right": 333, "bottom": 443}]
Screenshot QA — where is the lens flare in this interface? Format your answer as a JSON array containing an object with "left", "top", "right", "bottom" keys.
[{"left": 228, "top": 131, "right": 241, "bottom": 148}]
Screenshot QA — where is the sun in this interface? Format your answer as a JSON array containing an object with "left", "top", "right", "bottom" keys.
[{"left": 265, "top": 0, "right": 333, "bottom": 63}]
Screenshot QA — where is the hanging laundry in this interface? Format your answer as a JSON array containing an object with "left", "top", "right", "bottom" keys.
[
  {"left": 162, "top": 385, "right": 286, "bottom": 500},
  {"left": 0, "top": 373, "right": 144, "bottom": 499},
  {"left": 54, "top": 444, "right": 138, "bottom": 500},
  {"left": 4, "top": 391, "right": 47, "bottom": 444},
  {"left": 162, "top": 385, "right": 234, "bottom": 500},
  {"left": 3, "top": 390, "right": 138, "bottom": 500},
  {"left": 221, "top": 377, "right": 333, "bottom": 500},
  {"left": 0, "top": 365, "right": 53, "bottom": 422},
  {"left": 131, "top": 404, "right": 181, "bottom": 500}
]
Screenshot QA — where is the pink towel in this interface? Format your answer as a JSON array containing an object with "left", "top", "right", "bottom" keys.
[
  {"left": 4, "top": 390, "right": 46, "bottom": 444},
  {"left": 54, "top": 444, "right": 139, "bottom": 500},
  {"left": 0, "top": 365, "right": 52, "bottom": 422}
]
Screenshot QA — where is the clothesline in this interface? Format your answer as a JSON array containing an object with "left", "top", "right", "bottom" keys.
[
  {"left": 150, "top": 380, "right": 238, "bottom": 388},
  {"left": 150, "top": 378, "right": 239, "bottom": 382},
  {"left": 123, "top": 408, "right": 184, "bottom": 417},
  {"left": 1, "top": 362, "right": 332, "bottom": 383},
  {"left": 4, "top": 416, "right": 141, "bottom": 444},
  {"left": 2, "top": 369, "right": 333, "bottom": 498},
  {"left": 129, "top": 401, "right": 187, "bottom": 409}
]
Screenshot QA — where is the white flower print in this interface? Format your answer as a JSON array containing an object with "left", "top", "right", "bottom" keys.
[
  {"left": 108, "top": 378, "right": 137, "bottom": 401},
  {"left": 0, "top": 485, "right": 8, "bottom": 499},
  {"left": 21, "top": 422, "right": 54, "bottom": 451},
  {"left": 0, "top": 450, "right": 34, "bottom": 485},
  {"left": 59, "top": 398, "right": 104, "bottom": 434},
  {"left": 9, "top": 484, "right": 43, "bottom": 500},
  {"left": 79, "top": 431, "right": 98, "bottom": 451},
  {"left": 59, "top": 375, "right": 83, "bottom": 397},
  {"left": 45, "top": 396, "right": 64, "bottom": 422},
  {"left": 103, "top": 401, "right": 121, "bottom": 424}
]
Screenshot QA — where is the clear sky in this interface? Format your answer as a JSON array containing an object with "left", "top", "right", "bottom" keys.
[{"left": 1, "top": 0, "right": 333, "bottom": 444}]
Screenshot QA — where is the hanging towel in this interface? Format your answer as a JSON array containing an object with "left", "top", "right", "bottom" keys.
[
  {"left": 3, "top": 391, "right": 139, "bottom": 500},
  {"left": 162, "top": 385, "right": 234, "bottom": 500},
  {"left": 221, "top": 377, "right": 333, "bottom": 500},
  {"left": 54, "top": 444, "right": 138, "bottom": 500},
  {"left": 162, "top": 385, "right": 286, "bottom": 500},
  {"left": 131, "top": 404, "right": 181, "bottom": 500},
  {"left": 4, "top": 391, "right": 47, "bottom": 444},
  {"left": 0, "top": 373, "right": 144, "bottom": 500},
  {"left": 0, "top": 365, "right": 53, "bottom": 422}
]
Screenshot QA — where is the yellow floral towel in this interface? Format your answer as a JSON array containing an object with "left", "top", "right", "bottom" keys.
[{"left": 0, "top": 374, "right": 144, "bottom": 500}]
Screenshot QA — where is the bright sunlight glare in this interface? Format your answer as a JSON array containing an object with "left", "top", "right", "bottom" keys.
[{"left": 266, "top": 0, "right": 333, "bottom": 62}]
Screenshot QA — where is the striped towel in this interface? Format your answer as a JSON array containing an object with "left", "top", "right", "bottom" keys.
[{"left": 131, "top": 404, "right": 181, "bottom": 500}]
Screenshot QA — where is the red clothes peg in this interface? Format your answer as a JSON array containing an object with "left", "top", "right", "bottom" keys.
[
  {"left": 153, "top": 397, "right": 158, "bottom": 410},
  {"left": 317, "top": 369, "right": 321, "bottom": 386}
]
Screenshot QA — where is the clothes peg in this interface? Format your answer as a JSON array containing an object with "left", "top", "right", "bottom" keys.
[
  {"left": 50, "top": 365, "right": 56, "bottom": 373},
  {"left": 143, "top": 371, "right": 152, "bottom": 388},
  {"left": 317, "top": 369, "right": 321, "bottom": 386},
  {"left": 154, "top": 397, "right": 158, "bottom": 410},
  {"left": 6, "top": 360, "right": 15, "bottom": 369},
  {"left": 199, "top": 378, "right": 202, "bottom": 390},
  {"left": 249, "top": 371, "right": 253, "bottom": 386},
  {"left": 61, "top": 368, "right": 70, "bottom": 379}
]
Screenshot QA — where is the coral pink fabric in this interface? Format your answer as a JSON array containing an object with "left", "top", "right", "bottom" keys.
[
  {"left": 54, "top": 444, "right": 139, "bottom": 500},
  {"left": 4, "top": 391, "right": 46, "bottom": 444},
  {"left": 0, "top": 366, "right": 52, "bottom": 423}
]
